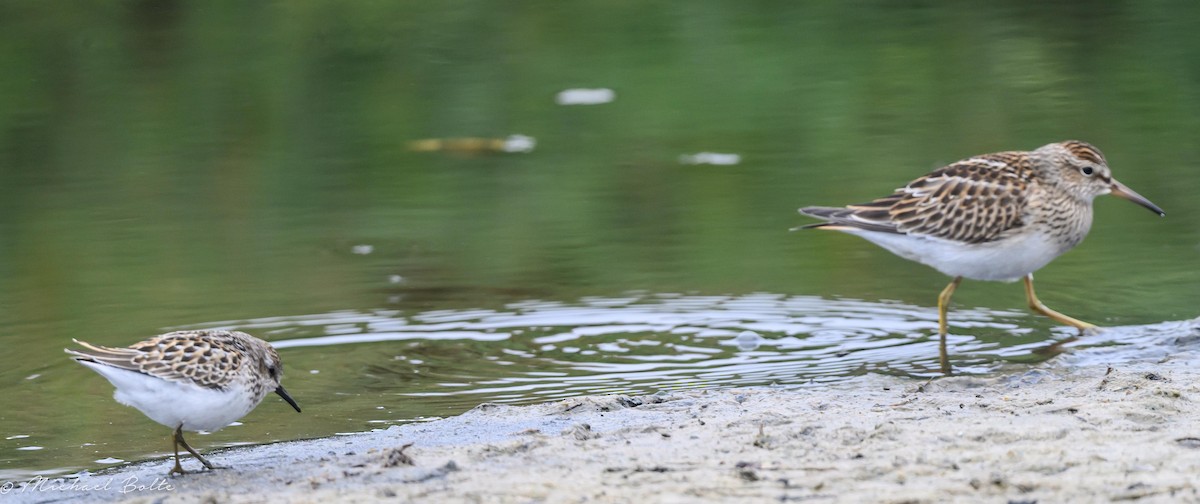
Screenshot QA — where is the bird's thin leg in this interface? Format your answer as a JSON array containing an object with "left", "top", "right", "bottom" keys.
[
  {"left": 174, "top": 426, "right": 217, "bottom": 471},
  {"left": 937, "top": 276, "right": 963, "bottom": 374},
  {"left": 1023, "top": 274, "right": 1097, "bottom": 333},
  {"left": 937, "top": 277, "right": 962, "bottom": 336},
  {"left": 169, "top": 426, "right": 186, "bottom": 476}
]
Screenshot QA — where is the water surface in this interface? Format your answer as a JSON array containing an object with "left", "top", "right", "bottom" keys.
[{"left": 2, "top": 2, "right": 1199, "bottom": 480}]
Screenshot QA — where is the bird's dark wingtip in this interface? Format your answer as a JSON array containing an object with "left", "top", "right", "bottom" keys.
[{"left": 790, "top": 222, "right": 831, "bottom": 232}]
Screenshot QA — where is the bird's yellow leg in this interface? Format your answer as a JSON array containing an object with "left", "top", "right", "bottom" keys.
[
  {"left": 1023, "top": 274, "right": 1097, "bottom": 333},
  {"left": 937, "top": 277, "right": 963, "bottom": 336},
  {"left": 937, "top": 277, "right": 962, "bottom": 374}
]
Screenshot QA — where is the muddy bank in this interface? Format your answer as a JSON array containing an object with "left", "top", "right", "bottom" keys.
[{"left": 7, "top": 352, "right": 1200, "bottom": 503}]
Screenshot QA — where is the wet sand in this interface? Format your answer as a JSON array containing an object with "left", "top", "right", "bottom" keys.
[{"left": 8, "top": 354, "right": 1200, "bottom": 503}]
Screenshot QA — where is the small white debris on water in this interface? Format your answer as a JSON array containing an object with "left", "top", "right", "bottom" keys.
[
  {"left": 555, "top": 88, "right": 615, "bottom": 105},
  {"left": 310, "top": 369, "right": 320, "bottom": 374},
  {"left": 679, "top": 152, "right": 741, "bottom": 165},
  {"left": 503, "top": 134, "right": 537, "bottom": 153},
  {"left": 94, "top": 457, "right": 124, "bottom": 464},
  {"left": 6, "top": 435, "right": 29, "bottom": 440},
  {"left": 388, "top": 275, "right": 405, "bottom": 284},
  {"left": 734, "top": 330, "right": 762, "bottom": 351},
  {"left": 352, "top": 244, "right": 374, "bottom": 255},
  {"left": 25, "top": 374, "right": 40, "bottom": 380},
  {"left": 16, "top": 446, "right": 43, "bottom": 451}
]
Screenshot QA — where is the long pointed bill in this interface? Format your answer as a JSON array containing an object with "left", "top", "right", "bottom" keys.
[
  {"left": 1110, "top": 179, "right": 1165, "bottom": 216},
  {"left": 275, "top": 386, "right": 302, "bottom": 413}
]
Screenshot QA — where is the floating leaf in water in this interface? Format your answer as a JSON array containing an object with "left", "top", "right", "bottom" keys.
[{"left": 409, "top": 134, "right": 536, "bottom": 154}]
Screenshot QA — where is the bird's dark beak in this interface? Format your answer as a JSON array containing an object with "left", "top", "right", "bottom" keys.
[
  {"left": 1110, "top": 179, "right": 1164, "bottom": 216},
  {"left": 275, "top": 386, "right": 302, "bottom": 413}
]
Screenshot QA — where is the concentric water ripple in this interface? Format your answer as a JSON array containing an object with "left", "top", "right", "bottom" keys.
[{"left": 172, "top": 292, "right": 1098, "bottom": 405}]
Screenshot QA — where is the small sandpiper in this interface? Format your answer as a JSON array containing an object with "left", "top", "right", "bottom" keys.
[
  {"left": 66, "top": 330, "right": 302, "bottom": 475},
  {"left": 797, "top": 141, "right": 1163, "bottom": 370}
]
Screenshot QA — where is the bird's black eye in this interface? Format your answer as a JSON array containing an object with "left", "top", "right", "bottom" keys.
[
  {"left": 1081, "top": 166, "right": 1095, "bottom": 176},
  {"left": 268, "top": 365, "right": 277, "bottom": 377}
]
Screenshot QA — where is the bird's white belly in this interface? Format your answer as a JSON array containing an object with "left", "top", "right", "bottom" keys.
[
  {"left": 81, "top": 362, "right": 258, "bottom": 432},
  {"left": 849, "top": 230, "right": 1071, "bottom": 282}
]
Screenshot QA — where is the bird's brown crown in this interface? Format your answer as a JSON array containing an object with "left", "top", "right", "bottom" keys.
[{"left": 1060, "top": 140, "right": 1106, "bottom": 166}]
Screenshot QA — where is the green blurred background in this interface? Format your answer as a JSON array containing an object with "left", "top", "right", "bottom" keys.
[{"left": 2, "top": 0, "right": 1198, "bottom": 479}]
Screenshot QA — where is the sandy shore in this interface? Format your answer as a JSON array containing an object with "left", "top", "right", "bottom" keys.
[{"left": 9, "top": 335, "right": 1200, "bottom": 503}]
